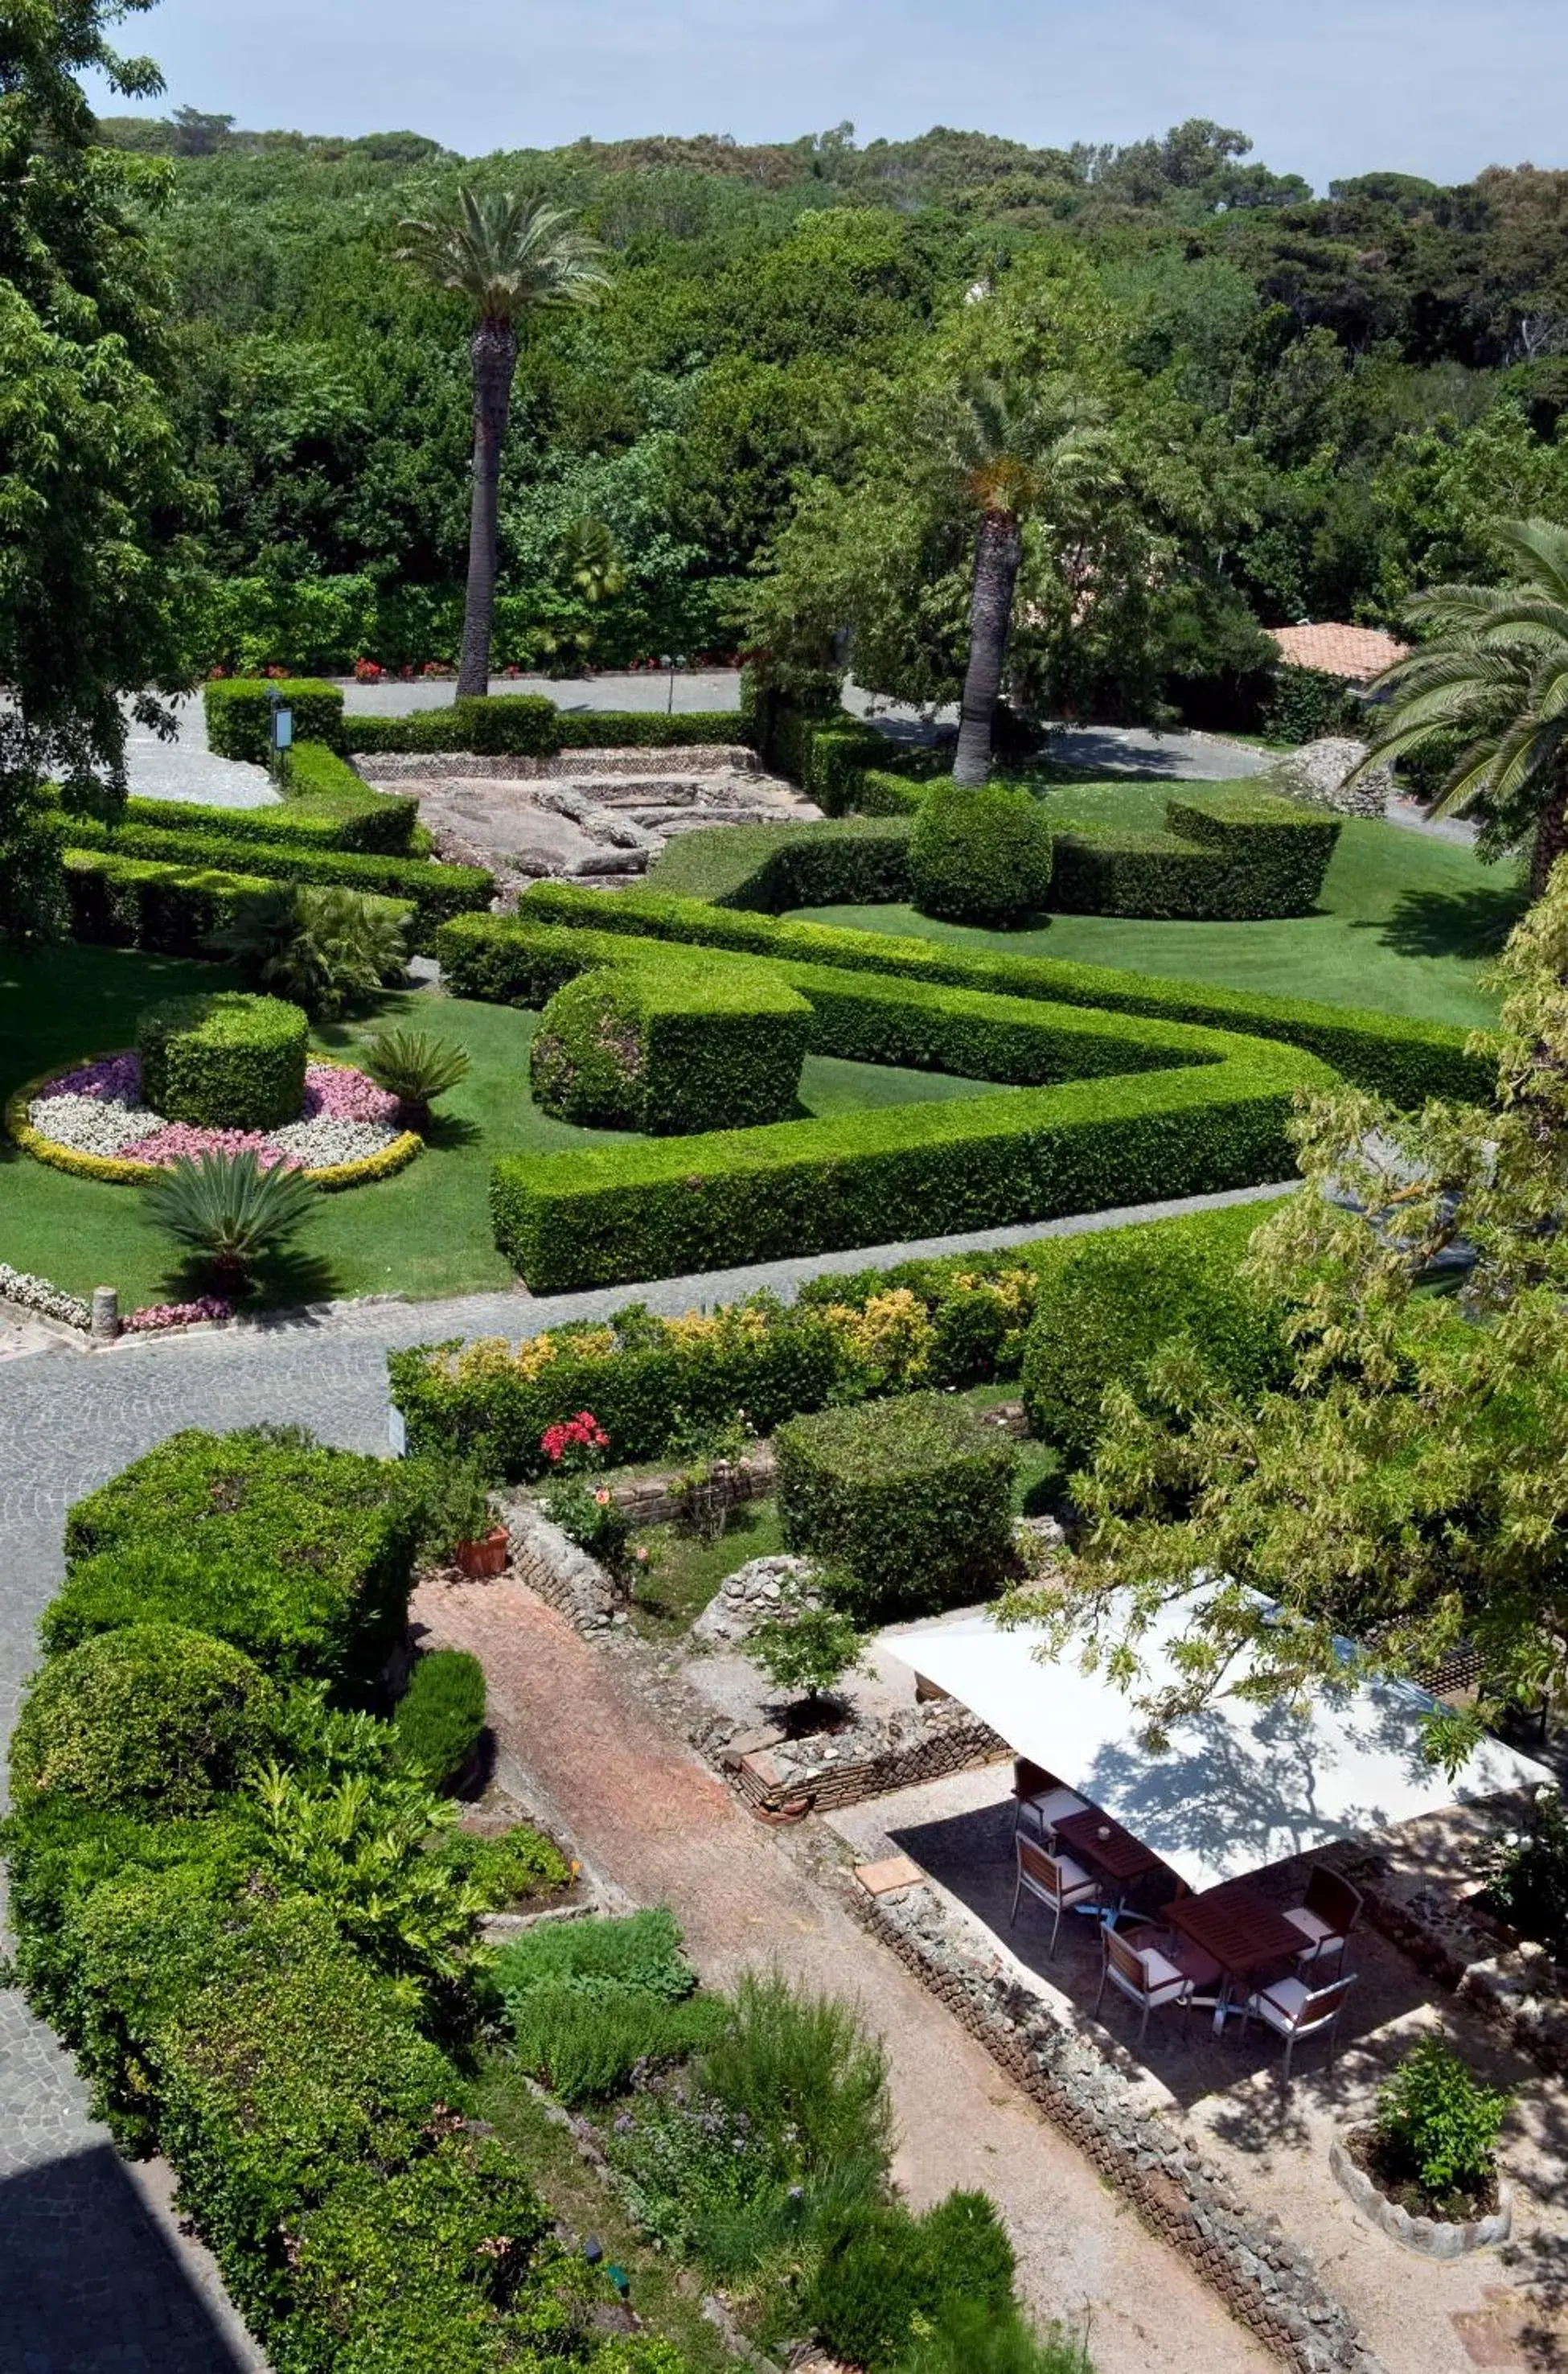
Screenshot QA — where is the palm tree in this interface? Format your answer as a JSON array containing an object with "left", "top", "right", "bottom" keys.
[
  {"left": 397, "top": 191, "right": 610, "bottom": 697},
  {"left": 1364, "top": 518, "right": 1568, "bottom": 899},
  {"left": 946, "top": 376, "right": 1119, "bottom": 787}
]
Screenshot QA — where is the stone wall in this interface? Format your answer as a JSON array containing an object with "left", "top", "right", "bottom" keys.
[
  {"left": 850, "top": 1879, "right": 1381, "bottom": 2374},
  {"left": 1265, "top": 738, "right": 1392, "bottom": 819},
  {"left": 504, "top": 1501, "right": 626, "bottom": 1635},
  {"left": 611, "top": 1448, "right": 777, "bottom": 1531},
  {"left": 724, "top": 1704, "right": 1008, "bottom": 1817}
]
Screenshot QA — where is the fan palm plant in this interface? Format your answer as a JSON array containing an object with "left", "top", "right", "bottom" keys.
[
  {"left": 358, "top": 1025, "right": 470, "bottom": 1128},
  {"left": 215, "top": 885, "right": 406, "bottom": 1017},
  {"left": 145, "top": 1149, "right": 317, "bottom": 1292},
  {"left": 944, "top": 376, "right": 1119, "bottom": 787},
  {"left": 1363, "top": 518, "right": 1568, "bottom": 899},
  {"left": 397, "top": 191, "right": 610, "bottom": 696}
]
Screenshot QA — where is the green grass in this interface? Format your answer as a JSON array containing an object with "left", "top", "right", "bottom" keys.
[
  {"left": 798, "top": 807, "right": 1523, "bottom": 1031},
  {"left": 627, "top": 1500, "right": 786, "bottom": 1641},
  {"left": 0, "top": 946, "right": 1007, "bottom": 1312},
  {"left": 470, "top": 2058, "right": 733, "bottom": 2373}
]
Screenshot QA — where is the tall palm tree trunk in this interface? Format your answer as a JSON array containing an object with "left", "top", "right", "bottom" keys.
[
  {"left": 952, "top": 507, "right": 1023, "bottom": 787},
  {"left": 1529, "top": 774, "right": 1568, "bottom": 902},
  {"left": 457, "top": 317, "right": 518, "bottom": 699}
]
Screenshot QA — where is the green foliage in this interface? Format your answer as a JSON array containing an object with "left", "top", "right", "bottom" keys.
[
  {"left": 146, "top": 1149, "right": 318, "bottom": 1288},
  {"left": 431, "top": 1823, "right": 572, "bottom": 1908},
  {"left": 506, "top": 879, "right": 1492, "bottom": 1105},
  {"left": 121, "top": 783, "right": 421, "bottom": 856},
  {"left": 909, "top": 782, "right": 1055, "bottom": 926},
  {"left": 8, "top": 1625, "right": 275, "bottom": 1817},
  {"left": 895, "top": 2302, "right": 1093, "bottom": 2374},
  {"left": 138, "top": 989, "right": 308, "bottom": 1127},
  {"left": 543, "top": 1475, "right": 632, "bottom": 1568},
  {"left": 63, "top": 847, "right": 281, "bottom": 957},
  {"left": 203, "top": 679, "right": 346, "bottom": 762},
  {"left": 1374, "top": 2036, "right": 1511, "bottom": 2205},
  {"left": 52, "top": 1427, "right": 418, "bottom": 1682},
  {"left": 530, "top": 958, "right": 811, "bottom": 1134},
  {"left": 406, "top": 1456, "right": 497, "bottom": 1558},
  {"left": 359, "top": 1025, "right": 471, "bottom": 1120},
  {"left": 1049, "top": 788, "right": 1340, "bottom": 921},
  {"left": 777, "top": 1393, "right": 1016, "bottom": 1620},
  {"left": 496, "top": 1908, "right": 723, "bottom": 2105},
  {"left": 0, "top": 720, "right": 67, "bottom": 940},
  {"left": 635, "top": 815, "right": 917, "bottom": 911},
  {"left": 68, "top": 815, "right": 491, "bottom": 953},
  {"left": 392, "top": 1650, "right": 487, "bottom": 1789},
  {"left": 281, "top": 744, "right": 422, "bottom": 851},
  {"left": 215, "top": 882, "right": 408, "bottom": 1017},
  {"left": 1482, "top": 1790, "right": 1568, "bottom": 1958},
  {"left": 1260, "top": 665, "right": 1364, "bottom": 746},
  {"left": 809, "top": 2192, "right": 1017, "bottom": 2372},
  {"left": 1021, "top": 1205, "right": 1287, "bottom": 1460},
  {"left": 700, "top": 1970, "right": 893, "bottom": 2181},
  {"left": 747, "top": 1601, "right": 865, "bottom": 1704}
]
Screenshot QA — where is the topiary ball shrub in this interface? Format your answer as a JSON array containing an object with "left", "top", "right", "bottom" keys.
[
  {"left": 909, "top": 782, "right": 1053, "bottom": 927},
  {"left": 391, "top": 1649, "right": 486, "bottom": 1790},
  {"left": 9, "top": 1623, "right": 276, "bottom": 1817},
  {"left": 138, "top": 991, "right": 309, "bottom": 1129},
  {"left": 1020, "top": 1218, "right": 1288, "bottom": 1464},
  {"left": 530, "top": 958, "right": 810, "bottom": 1134},
  {"left": 776, "top": 1391, "right": 1016, "bottom": 1621}
]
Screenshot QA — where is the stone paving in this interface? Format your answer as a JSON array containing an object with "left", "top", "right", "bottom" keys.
[{"left": 0, "top": 1179, "right": 1288, "bottom": 2370}]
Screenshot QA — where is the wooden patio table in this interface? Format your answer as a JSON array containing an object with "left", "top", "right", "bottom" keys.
[
  {"left": 1054, "top": 1809, "right": 1168, "bottom": 1887},
  {"left": 1164, "top": 1879, "right": 1304, "bottom": 2033}
]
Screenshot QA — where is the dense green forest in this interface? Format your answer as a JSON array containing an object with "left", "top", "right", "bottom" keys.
[{"left": 96, "top": 109, "right": 1568, "bottom": 719}]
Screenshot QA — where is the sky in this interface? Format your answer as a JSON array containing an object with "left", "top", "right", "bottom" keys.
[{"left": 91, "top": 0, "right": 1568, "bottom": 193}]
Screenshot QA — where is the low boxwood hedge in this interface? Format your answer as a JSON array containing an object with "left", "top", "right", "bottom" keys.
[
  {"left": 469, "top": 914, "right": 1322, "bottom": 1290},
  {"left": 138, "top": 989, "right": 308, "bottom": 1129},
  {"left": 532, "top": 954, "right": 811, "bottom": 1133},
  {"left": 346, "top": 698, "right": 753, "bottom": 760},
  {"left": 503, "top": 882, "right": 1492, "bottom": 1106},
  {"left": 648, "top": 817, "right": 915, "bottom": 910},
  {"left": 205, "top": 677, "right": 345, "bottom": 761},
  {"left": 391, "top": 1648, "right": 487, "bottom": 1789},
  {"left": 121, "top": 781, "right": 421, "bottom": 856},
  {"left": 1021, "top": 1212, "right": 1289, "bottom": 1460},
  {"left": 777, "top": 1392, "right": 1016, "bottom": 1620},
  {"left": 1049, "top": 789, "right": 1340, "bottom": 921},
  {"left": 51, "top": 1427, "right": 419, "bottom": 1682},
  {"left": 64, "top": 848, "right": 277, "bottom": 957},
  {"left": 68, "top": 816, "right": 491, "bottom": 952}
]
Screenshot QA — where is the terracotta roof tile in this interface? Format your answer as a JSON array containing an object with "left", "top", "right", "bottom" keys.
[{"left": 1266, "top": 623, "right": 1409, "bottom": 683}]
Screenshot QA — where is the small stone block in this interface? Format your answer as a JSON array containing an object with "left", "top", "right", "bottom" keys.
[
  {"left": 854, "top": 1854, "right": 925, "bottom": 1897},
  {"left": 738, "top": 1750, "right": 783, "bottom": 1789}
]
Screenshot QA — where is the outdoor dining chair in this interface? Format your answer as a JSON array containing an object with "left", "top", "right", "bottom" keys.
[
  {"left": 1010, "top": 1836, "right": 1098, "bottom": 1955},
  {"left": 1014, "top": 1784, "right": 1089, "bottom": 1844},
  {"left": 1283, "top": 1867, "right": 1363, "bottom": 1974},
  {"left": 1093, "top": 1923, "right": 1199, "bottom": 2045},
  {"left": 1240, "top": 1971, "right": 1357, "bottom": 2080}
]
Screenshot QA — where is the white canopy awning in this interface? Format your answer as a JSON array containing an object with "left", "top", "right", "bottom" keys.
[{"left": 885, "top": 1599, "right": 1555, "bottom": 1896}]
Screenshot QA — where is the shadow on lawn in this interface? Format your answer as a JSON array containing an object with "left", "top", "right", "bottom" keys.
[
  {"left": 161, "top": 1245, "right": 343, "bottom": 1313},
  {"left": 1366, "top": 881, "right": 1525, "bottom": 963}
]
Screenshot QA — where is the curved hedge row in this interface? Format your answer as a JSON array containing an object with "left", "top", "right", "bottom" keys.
[
  {"left": 449, "top": 912, "right": 1323, "bottom": 1289},
  {"left": 532, "top": 954, "right": 811, "bottom": 1133},
  {"left": 503, "top": 882, "right": 1491, "bottom": 1107},
  {"left": 64, "top": 848, "right": 414, "bottom": 961},
  {"left": 120, "top": 781, "right": 420, "bottom": 856}
]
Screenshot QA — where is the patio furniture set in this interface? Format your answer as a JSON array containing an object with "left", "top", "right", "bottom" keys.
[{"left": 1012, "top": 1759, "right": 1362, "bottom": 2078}]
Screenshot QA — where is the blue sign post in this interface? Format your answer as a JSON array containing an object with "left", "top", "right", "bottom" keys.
[{"left": 267, "top": 688, "right": 293, "bottom": 787}]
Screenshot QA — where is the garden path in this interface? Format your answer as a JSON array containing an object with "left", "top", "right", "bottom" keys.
[{"left": 414, "top": 1567, "right": 1274, "bottom": 2374}]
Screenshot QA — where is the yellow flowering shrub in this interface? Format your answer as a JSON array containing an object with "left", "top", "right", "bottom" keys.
[{"left": 821, "top": 1288, "right": 935, "bottom": 1388}]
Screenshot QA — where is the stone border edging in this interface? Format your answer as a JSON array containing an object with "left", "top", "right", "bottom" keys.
[
  {"left": 1327, "top": 2131, "right": 1510, "bottom": 2258},
  {"left": 847, "top": 1880, "right": 1381, "bottom": 2374}
]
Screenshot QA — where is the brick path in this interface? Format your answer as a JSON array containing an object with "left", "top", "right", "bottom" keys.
[{"left": 416, "top": 1570, "right": 1272, "bottom": 2374}]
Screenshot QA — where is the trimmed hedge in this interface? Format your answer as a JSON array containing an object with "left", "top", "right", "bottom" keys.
[
  {"left": 64, "top": 848, "right": 276, "bottom": 956},
  {"left": 121, "top": 783, "right": 421, "bottom": 856},
  {"left": 391, "top": 1649, "right": 487, "bottom": 1790},
  {"left": 51, "top": 1427, "right": 419, "bottom": 1682},
  {"left": 1049, "top": 789, "right": 1340, "bottom": 921},
  {"left": 346, "top": 698, "right": 753, "bottom": 760},
  {"left": 8, "top": 1625, "right": 276, "bottom": 1817},
  {"left": 777, "top": 1392, "right": 1016, "bottom": 1621},
  {"left": 503, "top": 882, "right": 1492, "bottom": 1106},
  {"left": 68, "top": 817, "right": 491, "bottom": 953},
  {"left": 285, "top": 741, "right": 424, "bottom": 852},
  {"left": 465, "top": 914, "right": 1322, "bottom": 1289},
  {"left": 386, "top": 1198, "right": 1291, "bottom": 1481},
  {"left": 647, "top": 816, "right": 914, "bottom": 910},
  {"left": 204, "top": 677, "right": 345, "bottom": 760},
  {"left": 531, "top": 955, "right": 811, "bottom": 1133},
  {"left": 1021, "top": 1213, "right": 1289, "bottom": 1460},
  {"left": 909, "top": 782, "right": 1055, "bottom": 926},
  {"left": 138, "top": 990, "right": 308, "bottom": 1128}
]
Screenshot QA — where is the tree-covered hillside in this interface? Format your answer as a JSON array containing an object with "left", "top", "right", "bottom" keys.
[{"left": 95, "top": 109, "right": 1568, "bottom": 716}]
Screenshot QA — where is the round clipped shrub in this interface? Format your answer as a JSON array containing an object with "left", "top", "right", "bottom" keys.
[
  {"left": 909, "top": 782, "right": 1053, "bottom": 926},
  {"left": 391, "top": 1648, "right": 486, "bottom": 1790},
  {"left": 138, "top": 991, "right": 308, "bottom": 1129},
  {"left": 776, "top": 1390, "right": 1016, "bottom": 1620},
  {"left": 1020, "top": 1223, "right": 1288, "bottom": 1464},
  {"left": 530, "top": 968, "right": 647, "bottom": 1128},
  {"left": 8, "top": 1622, "right": 277, "bottom": 1816}
]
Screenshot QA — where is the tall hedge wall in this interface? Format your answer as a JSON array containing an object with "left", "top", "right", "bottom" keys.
[
  {"left": 503, "top": 883, "right": 1492, "bottom": 1107},
  {"left": 204, "top": 678, "right": 346, "bottom": 760},
  {"left": 64, "top": 848, "right": 414, "bottom": 960}
]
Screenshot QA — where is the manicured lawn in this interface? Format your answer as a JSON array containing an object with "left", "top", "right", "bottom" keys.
[
  {"left": 0, "top": 945, "right": 1012, "bottom": 1312},
  {"left": 796, "top": 809, "right": 1524, "bottom": 1030}
]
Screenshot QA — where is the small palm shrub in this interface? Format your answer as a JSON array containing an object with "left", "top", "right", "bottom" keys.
[
  {"left": 358, "top": 1025, "right": 470, "bottom": 1127},
  {"left": 145, "top": 1148, "right": 317, "bottom": 1290},
  {"left": 217, "top": 885, "right": 407, "bottom": 1017}
]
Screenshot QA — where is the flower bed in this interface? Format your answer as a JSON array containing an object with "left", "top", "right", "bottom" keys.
[{"left": 11, "top": 1052, "right": 422, "bottom": 1190}]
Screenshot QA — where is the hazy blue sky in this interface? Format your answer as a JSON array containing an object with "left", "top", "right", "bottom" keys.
[{"left": 93, "top": 0, "right": 1567, "bottom": 192}]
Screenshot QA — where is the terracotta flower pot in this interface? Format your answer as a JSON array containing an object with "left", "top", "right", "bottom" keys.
[{"left": 454, "top": 1525, "right": 509, "bottom": 1579}]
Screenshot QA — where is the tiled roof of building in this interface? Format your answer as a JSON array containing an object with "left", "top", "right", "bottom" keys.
[{"left": 1266, "top": 622, "right": 1410, "bottom": 683}]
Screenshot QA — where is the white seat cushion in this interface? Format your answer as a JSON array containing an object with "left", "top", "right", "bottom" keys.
[
  {"left": 1285, "top": 1907, "right": 1338, "bottom": 1951},
  {"left": 1135, "top": 1947, "right": 1188, "bottom": 1996},
  {"left": 1017, "top": 1788, "right": 1089, "bottom": 1836},
  {"left": 1042, "top": 1852, "right": 1094, "bottom": 1896},
  {"left": 1251, "top": 1976, "right": 1311, "bottom": 2031}
]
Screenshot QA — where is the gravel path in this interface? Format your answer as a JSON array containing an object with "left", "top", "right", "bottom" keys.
[{"left": 0, "top": 1179, "right": 1290, "bottom": 2366}]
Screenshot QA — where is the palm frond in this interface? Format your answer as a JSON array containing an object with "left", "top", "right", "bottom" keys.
[{"left": 397, "top": 188, "right": 609, "bottom": 322}]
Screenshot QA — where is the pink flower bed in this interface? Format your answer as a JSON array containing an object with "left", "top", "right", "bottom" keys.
[
  {"left": 119, "top": 1122, "right": 294, "bottom": 1167},
  {"left": 125, "top": 1296, "right": 233, "bottom": 1333},
  {"left": 303, "top": 1064, "right": 399, "bottom": 1123}
]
